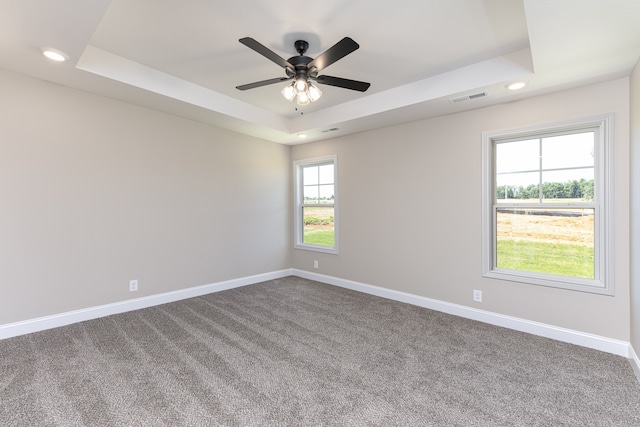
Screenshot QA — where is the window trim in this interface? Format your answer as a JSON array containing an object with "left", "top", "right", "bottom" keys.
[
  {"left": 294, "top": 155, "right": 338, "bottom": 254},
  {"left": 481, "top": 114, "right": 614, "bottom": 295}
]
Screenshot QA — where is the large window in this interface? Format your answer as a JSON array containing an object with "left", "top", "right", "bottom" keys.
[
  {"left": 294, "top": 155, "right": 337, "bottom": 253},
  {"left": 482, "top": 115, "right": 613, "bottom": 294}
]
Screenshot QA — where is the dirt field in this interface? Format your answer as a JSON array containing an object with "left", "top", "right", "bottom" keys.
[
  {"left": 497, "top": 212, "right": 594, "bottom": 246},
  {"left": 304, "top": 206, "right": 593, "bottom": 247},
  {"left": 303, "top": 206, "right": 334, "bottom": 233},
  {"left": 304, "top": 206, "right": 334, "bottom": 219}
]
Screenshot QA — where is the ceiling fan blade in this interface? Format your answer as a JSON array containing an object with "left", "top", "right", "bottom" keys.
[
  {"left": 313, "top": 75, "right": 371, "bottom": 92},
  {"left": 307, "top": 37, "right": 360, "bottom": 72},
  {"left": 236, "top": 76, "right": 293, "bottom": 91},
  {"left": 239, "top": 37, "right": 292, "bottom": 69}
]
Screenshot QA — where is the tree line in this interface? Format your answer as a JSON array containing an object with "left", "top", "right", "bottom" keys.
[{"left": 497, "top": 178, "right": 594, "bottom": 200}]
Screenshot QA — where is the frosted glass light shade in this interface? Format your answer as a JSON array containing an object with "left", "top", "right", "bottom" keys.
[
  {"left": 308, "top": 83, "right": 322, "bottom": 102},
  {"left": 296, "top": 91, "right": 310, "bottom": 105},
  {"left": 294, "top": 78, "right": 308, "bottom": 92},
  {"left": 281, "top": 84, "right": 296, "bottom": 101}
]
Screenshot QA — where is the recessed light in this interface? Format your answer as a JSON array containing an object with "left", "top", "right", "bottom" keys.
[
  {"left": 506, "top": 81, "right": 527, "bottom": 91},
  {"left": 298, "top": 133, "right": 307, "bottom": 139},
  {"left": 41, "top": 48, "right": 68, "bottom": 62}
]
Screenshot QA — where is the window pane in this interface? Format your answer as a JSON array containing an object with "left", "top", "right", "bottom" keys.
[
  {"left": 542, "top": 169, "right": 595, "bottom": 201},
  {"left": 542, "top": 132, "right": 594, "bottom": 170},
  {"left": 318, "top": 184, "right": 334, "bottom": 203},
  {"left": 496, "top": 207, "right": 594, "bottom": 279},
  {"left": 303, "top": 206, "right": 334, "bottom": 246},
  {"left": 303, "top": 185, "right": 318, "bottom": 203},
  {"left": 497, "top": 171, "right": 539, "bottom": 203},
  {"left": 303, "top": 166, "right": 319, "bottom": 185},
  {"left": 496, "top": 139, "right": 539, "bottom": 173},
  {"left": 318, "top": 164, "right": 334, "bottom": 184}
]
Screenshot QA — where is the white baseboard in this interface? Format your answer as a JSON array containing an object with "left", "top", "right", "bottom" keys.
[
  {"left": 0, "top": 269, "right": 293, "bottom": 341},
  {"left": 292, "top": 269, "right": 631, "bottom": 358},
  {"left": 2, "top": 268, "right": 632, "bottom": 361},
  {"left": 631, "top": 346, "right": 640, "bottom": 382}
]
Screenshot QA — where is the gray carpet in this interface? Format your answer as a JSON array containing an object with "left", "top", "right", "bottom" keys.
[{"left": 1, "top": 276, "right": 639, "bottom": 426}]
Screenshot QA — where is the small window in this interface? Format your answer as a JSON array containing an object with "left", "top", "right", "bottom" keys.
[
  {"left": 294, "top": 155, "right": 337, "bottom": 253},
  {"left": 482, "top": 115, "right": 613, "bottom": 294}
]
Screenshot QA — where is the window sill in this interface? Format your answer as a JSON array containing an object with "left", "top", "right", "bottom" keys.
[
  {"left": 483, "top": 269, "right": 613, "bottom": 296},
  {"left": 294, "top": 243, "right": 338, "bottom": 254}
]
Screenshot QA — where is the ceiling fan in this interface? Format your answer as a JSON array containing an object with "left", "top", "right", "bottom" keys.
[{"left": 236, "top": 37, "right": 371, "bottom": 105}]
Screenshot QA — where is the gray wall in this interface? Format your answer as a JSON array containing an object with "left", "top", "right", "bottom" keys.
[
  {"left": 631, "top": 60, "right": 640, "bottom": 355},
  {"left": 0, "top": 69, "right": 291, "bottom": 325},
  {"left": 1, "top": 67, "right": 634, "bottom": 345},
  {"left": 292, "top": 78, "right": 631, "bottom": 341}
]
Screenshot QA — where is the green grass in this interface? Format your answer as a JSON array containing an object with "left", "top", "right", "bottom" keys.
[
  {"left": 303, "top": 228, "right": 334, "bottom": 246},
  {"left": 497, "top": 239, "right": 594, "bottom": 279}
]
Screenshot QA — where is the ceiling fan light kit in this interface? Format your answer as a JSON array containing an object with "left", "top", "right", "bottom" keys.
[
  {"left": 282, "top": 79, "right": 322, "bottom": 105},
  {"left": 236, "top": 36, "right": 370, "bottom": 105}
]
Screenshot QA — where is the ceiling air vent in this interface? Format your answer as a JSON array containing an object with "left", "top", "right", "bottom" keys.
[
  {"left": 321, "top": 127, "right": 340, "bottom": 133},
  {"left": 449, "top": 91, "right": 489, "bottom": 104}
]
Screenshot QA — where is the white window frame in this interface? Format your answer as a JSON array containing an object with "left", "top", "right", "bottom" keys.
[
  {"left": 294, "top": 155, "right": 338, "bottom": 254},
  {"left": 481, "top": 114, "right": 614, "bottom": 295}
]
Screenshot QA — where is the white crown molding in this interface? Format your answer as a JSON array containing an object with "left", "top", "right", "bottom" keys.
[{"left": 76, "top": 45, "right": 532, "bottom": 144}]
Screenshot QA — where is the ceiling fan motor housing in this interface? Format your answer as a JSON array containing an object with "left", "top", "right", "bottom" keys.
[{"left": 288, "top": 54, "right": 315, "bottom": 79}]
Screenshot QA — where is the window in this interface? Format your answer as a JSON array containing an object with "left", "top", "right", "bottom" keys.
[
  {"left": 294, "top": 155, "right": 337, "bottom": 253},
  {"left": 482, "top": 115, "right": 613, "bottom": 294}
]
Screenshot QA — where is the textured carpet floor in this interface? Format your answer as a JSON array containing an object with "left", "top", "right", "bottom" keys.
[{"left": 1, "top": 276, "right": 639, "bottom": 426}]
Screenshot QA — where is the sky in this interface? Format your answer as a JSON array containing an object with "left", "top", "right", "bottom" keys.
[
  {"left": 496, "top": 131, "right": 595, "bottom": 188},
  {"left": 303, "top": 164, "right": 334, "bottom": 200}
]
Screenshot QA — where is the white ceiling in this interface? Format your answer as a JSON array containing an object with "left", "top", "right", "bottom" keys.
[{"left": 1, "top": 0, "right": 639, "bottom": 144}]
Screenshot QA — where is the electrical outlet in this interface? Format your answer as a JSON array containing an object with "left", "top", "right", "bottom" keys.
[
  {"left": 473, "top": 289, "right": 482, "bottom": 302},
  {"left": 313, "top": 260, "right": 319, "bottom": 269},
  {"left": 129, "top": 280, "right": 138, "bottom": 292}
]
